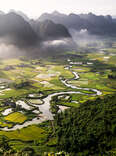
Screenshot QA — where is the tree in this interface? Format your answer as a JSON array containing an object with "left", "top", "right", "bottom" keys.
[{"left": 21, "top": 147, "right": 35, "bottom": 156}]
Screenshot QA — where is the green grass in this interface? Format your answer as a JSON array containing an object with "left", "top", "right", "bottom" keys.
[
  {"left": 105, "top": 48, "right": 116, "bottom": 53},
  {"left": 4, "top": 112, "right": 27, "bottom": 124},
  {"left": 0, "top": 125, "right": 48, "bottom": 141},
  {"left": 53, "top": 65, "right": 73, "bottom": 79},
  {"left": 1, "top": 59, "right": 22, "bottom": 66},
  {"left": 29, "top": 99, "right": 43, "bottom": 105},
  {"left": 0, "top": 87, "right": 39, "bottom": 99},
  {"left": 109, "top": 56, "right": 116, "bottom": 64},
  {"left": 0, "top": 121, "right": 13, "bottom": 128}
]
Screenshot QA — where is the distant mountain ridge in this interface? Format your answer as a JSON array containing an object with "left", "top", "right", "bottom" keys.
[
  {"left": 0, "top": 10, "right": 116, "bottom": 56},
  {"left": 39, "top": 11, "right": 116, "bottom": 36},
  {"left": 0, "top": 11, "right": 72, "bottom": 47},
  {"left": 0, "top": 10, "right": 116, "bottom": 47}
]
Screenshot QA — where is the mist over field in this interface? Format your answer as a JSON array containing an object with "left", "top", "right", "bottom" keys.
[
  {"left": 0, "top": 37, "right": 77, "bottom": 58},
  {"left": 69, "top": 28, "right": 99, "bottom": 46}
]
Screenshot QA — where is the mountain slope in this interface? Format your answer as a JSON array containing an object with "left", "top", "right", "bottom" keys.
[
  {"left": 30, "top": 19, "right": 71, "bottom": 40},
  {"left": 0, "top": 12, "right": 39, "bottom": 47}
]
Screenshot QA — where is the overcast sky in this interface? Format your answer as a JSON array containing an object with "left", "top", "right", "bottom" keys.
[{"left": 0, "top": 0, "right": 115, "bottom": 18}]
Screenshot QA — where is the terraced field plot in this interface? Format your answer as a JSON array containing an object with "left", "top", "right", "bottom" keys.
[{"left": 4, "top": 112, "right": 27, "bottom": 124}]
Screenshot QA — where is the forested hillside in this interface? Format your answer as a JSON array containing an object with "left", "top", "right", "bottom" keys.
[{"left": 54, "top": 94, "right": 116, "bottom": 155}]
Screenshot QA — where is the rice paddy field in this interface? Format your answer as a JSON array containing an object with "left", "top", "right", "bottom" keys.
[{"left": 0, "top": 40, "right": 116, "bottom": 155}]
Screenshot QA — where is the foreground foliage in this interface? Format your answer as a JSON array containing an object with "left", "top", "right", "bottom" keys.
[{"left": 54, "top": 94, "right": 116, "bottom": 155}]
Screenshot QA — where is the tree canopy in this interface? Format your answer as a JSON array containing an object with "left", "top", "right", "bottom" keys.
[{"left": 54, "top": 94, "right": 116, "bottom": 155}]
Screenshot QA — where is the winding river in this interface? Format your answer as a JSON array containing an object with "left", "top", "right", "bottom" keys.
[{"left": 1, "top": 59, "right": 102, "bottom": 131}]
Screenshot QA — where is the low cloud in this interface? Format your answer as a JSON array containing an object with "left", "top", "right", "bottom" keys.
[
  {"left": 69, "top": 28, "right": 100, "bottom": 47},
  {"left": 0, "top": 37, "right": 77, "bottom": 58},
  {"left": 40, "top": 38, "right": 77, "bottom": 56},
  {"left": 0, "top": 42, "right": 27, "bottom": 58}
]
